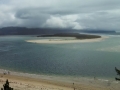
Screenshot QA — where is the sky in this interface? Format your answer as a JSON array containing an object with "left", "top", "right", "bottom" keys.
[{"left": 0, "top": 0, "right": 120, "bottom": 30}]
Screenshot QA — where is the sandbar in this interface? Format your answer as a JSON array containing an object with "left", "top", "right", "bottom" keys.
[{"left": 26, "top": 36, "right": 108, "bottom": 44}]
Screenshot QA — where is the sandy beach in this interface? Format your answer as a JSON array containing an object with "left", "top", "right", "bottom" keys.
[
  {"left": 26, "top": 36, "right": 107, "bottom": 44},
  {"left": 0, "top": 69, "right": 119, "bottom": 90}
]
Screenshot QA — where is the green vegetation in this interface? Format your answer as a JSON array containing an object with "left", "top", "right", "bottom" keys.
[{"left": 38, "top": 33, "right": 101, "bottom": 39}]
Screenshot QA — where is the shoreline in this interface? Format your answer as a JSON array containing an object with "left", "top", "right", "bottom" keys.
[
  {"left": 0, "top": 69, "right": 119, "bottom": 90},
  {"left": 26, "top": 36, "right": 108, "bottom": 44},
  {"left": 0, "top": 35, "right": 118, "bottom": 90}
]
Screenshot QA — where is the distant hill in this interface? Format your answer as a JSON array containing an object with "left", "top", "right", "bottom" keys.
[
  {"left": 0, "top": 27, "right": 116, "bottom": 35},
  {"left": 0, "top": 27, "right": 76, "bottom": 35},
  {"left": 80, "top": 30, "right": 116, "bottom": 34}
]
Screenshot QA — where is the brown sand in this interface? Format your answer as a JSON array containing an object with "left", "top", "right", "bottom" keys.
[{"left": 0, "top": 72, "right": 119, "bottom": 90}]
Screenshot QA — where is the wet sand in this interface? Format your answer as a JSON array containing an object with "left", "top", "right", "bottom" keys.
[{"left": 0, "top": 69, "right": 119, "bottom": 90}]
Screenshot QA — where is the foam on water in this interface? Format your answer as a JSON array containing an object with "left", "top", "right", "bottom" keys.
[
  {"left": 0, "top": 69, "right": 116, "bottom": 86},
  {"left": 97, "top": 45, "right": 120, "bottom": 52}
]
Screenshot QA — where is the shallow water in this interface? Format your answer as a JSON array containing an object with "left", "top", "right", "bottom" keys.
[{"left": 0, "top": 35, "right": 120, "bottom": 79}]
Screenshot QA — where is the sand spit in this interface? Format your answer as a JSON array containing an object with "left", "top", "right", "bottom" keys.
[{"left": 26, "top": 36, "right": 108, "bottom": 44}]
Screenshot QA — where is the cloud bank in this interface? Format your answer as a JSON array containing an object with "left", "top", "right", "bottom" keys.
[{"left": 0, "top": 0, "right": 120, "bottom": 30}]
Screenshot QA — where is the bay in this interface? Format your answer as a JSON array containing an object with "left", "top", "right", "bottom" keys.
[{"left": 0, "top": 35, "right": 120, "bottom": 79}]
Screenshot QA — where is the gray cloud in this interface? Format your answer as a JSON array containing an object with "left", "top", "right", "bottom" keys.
[{"left": 0, "top": 0, "right": 120, "bottom": 30}]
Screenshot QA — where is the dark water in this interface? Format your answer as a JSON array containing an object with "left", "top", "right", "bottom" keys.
[{"left": 0, "top": 35, "right": 120, "bottom": 78}]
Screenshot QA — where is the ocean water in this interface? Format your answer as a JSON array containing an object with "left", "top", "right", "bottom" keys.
[{"left": 0, "top": 35, "right": 120, "bottom": 79}]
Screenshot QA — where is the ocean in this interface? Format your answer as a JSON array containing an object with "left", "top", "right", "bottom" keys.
[{"left": 0, "top": 35, "right": 120, "bottom": 79}]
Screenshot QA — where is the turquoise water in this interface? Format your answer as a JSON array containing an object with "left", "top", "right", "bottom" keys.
[{"left": 0, "top": 35, "right": 120, "bottom": 78}]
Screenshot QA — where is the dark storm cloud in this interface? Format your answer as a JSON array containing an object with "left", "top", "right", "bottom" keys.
[
  {"left": 0, "top": 0, "right": 120, "bottom": 30},
  {"left": 14, "top": 7, "right": 50, "bottom": 27}
]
